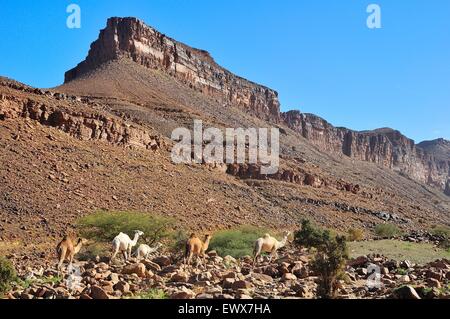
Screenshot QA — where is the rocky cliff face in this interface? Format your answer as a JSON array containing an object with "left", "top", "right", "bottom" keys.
[
  {"left": 64, "top": 17, "right": 449, "bottom": 196},
  {"left": 65, "top": 17, "right": 281, "bottom": 122},
  {"left": 282, "top": 110, "right": 450, "bottom": 194}
]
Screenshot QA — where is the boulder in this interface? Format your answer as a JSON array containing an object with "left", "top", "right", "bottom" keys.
[
  {"left": 114, "top": 281, "right": 130, "bottom": 293},
  {"left": 170, "top": 272, "right": 189, "bottom": 283},
  {"left": 170, "top": 287, "right": 195, "bottom": 299},
  {"left": 348, "top": 256, "right": 368, "bottom": 268},
  {"left": 90, "top": 285, "right": 110, "bottom": 300},
  {"left": 392, "top": 286, "right": 421, "bottom": 299},
  {"left": 281, "top": 273, "right": 297, "bottom": 282},
  {"left": 426, "top": 278, "right": 441, "bottom": 289},
  {"left": 153, "top": 256, "right": 171, "bottom": 267},
  {"left": 232, "top": 280, "right": 253, "bottom": 290},
  {"left": 251, "top": 273, "right": 274, "bottom": 283},
  {"left": 122, "top": 263, "right": 147, "bottom": 278}
]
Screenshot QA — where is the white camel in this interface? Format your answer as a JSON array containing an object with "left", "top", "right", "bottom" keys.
[
  {"left": 253, "top": 231, "right": 291, "bottom": 266},
  {"left": 135, "top": 242, "right": 163, "bottom": 260},
  {"left": 111, "top": 230, "right": 144, "bottom": 261}
]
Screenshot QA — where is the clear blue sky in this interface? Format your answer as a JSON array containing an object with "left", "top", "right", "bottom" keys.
[{"left": 1, "top": 0, "right": 449, "bottom": 143}]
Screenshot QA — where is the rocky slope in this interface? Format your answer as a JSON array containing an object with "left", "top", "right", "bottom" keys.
[{"left": 64, "top": 17, "right": 449, "bottom": 196}]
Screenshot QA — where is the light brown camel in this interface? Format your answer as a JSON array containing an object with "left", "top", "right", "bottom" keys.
[
  {"left": 56, "top": 236, "right": 88, "bottom": 271},
  {"left": 184, "top": 233, "right": 212, "bottom": 266}
]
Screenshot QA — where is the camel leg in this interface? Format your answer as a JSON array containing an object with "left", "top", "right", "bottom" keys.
[
  {"left": 186, "top": 252, "right": 192, "bottom": 266},
  {"left": 253, "top": 248, "right": 261, "bottom": 267},
  {"left": 68, "top": 254, "right": 74, "bottom": 270},
  {"left": 57, "top": 247, "right": 67, "bottom": 272},
  {"left": 111, "top": 245, "right": 119, "bottom": 262}
]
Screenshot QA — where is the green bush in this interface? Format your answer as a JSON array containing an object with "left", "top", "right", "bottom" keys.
[
  {"left": 209, "top": 226, "right": 270, "bottom": 258},
  {"left": 0, "top": 257, "right": 17, "bottom": 295},
  {"left": 430, "top": 225, "right": 450, "bottom": 239},
  {"left": 77, "top": 242, "right": 110, "bottom": 261},
  {"left": 76, "top": 211, "right": 175, "bottom": 245},
  {"left": 347, "top": 228, "right": 365, "bottom": 242},
  {"left": 130, "top": 288, "right": 168, "bottom": 299},
  {"left": 295, "top": 220, "right": 348, "bottom": 299},
  {"left": 374, "top": 223, "right": 403, "bottom": 238}
]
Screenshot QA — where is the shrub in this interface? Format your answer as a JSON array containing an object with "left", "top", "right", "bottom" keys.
[
  {"left": 76, "top": 211, "right": 176, "bottom": 245},
  {"left": 430, "top": 225, "right": 450, "bottom": 239},
  {"left": 0, "top": 257, "right": 17, "bottom": 295},
  {"left": 131, "top": 288, "right": 168, "bottom": 299},
  {"left": 295, "top": 220, "right": 348, "bottom": 299},
  {"left": 77, "top": 242, "right": 110, "bottom": 261},
  {"left": 347, "top": 228, "right": 365, "bottom": 242},
  {"left": 374, "top": 223, "right": 403, "bottom": 239},
  {"left": 168, "top": 229, "right": 189, "bottom": 257},
  {"left": 209, "top": 226, "right": 270, "bottom": 258}
]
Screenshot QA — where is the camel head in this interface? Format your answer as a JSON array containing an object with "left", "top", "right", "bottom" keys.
[
  {"left": 134, "top": 230, "right": 144, "bottom": 237},
  {"left": 204, "top": 234, "right": 212, "bottom": 242},
  {"left": 283, "top": 231, "right": 292, "bottom": 238},
  {"left": 76, "top": 238, "right": 89, "bottom": 246}
]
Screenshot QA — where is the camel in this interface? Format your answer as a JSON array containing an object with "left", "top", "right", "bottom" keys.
[
  {"left": 135, "top": 242, "right": 163, "bottom": 260},
  {"left": 253, "top": 231, "right": 291, "bottom": 266},
  {"left": 56, "top": 236, "right": 88, "bottom": 271},
  {"left": 184, "top": 233, "right": 212, "bottom": 266},
  {"left": 111, "top": 230, "right": 144, "bottom": 261}
]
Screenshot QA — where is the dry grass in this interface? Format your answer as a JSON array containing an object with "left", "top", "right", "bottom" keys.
[{"left": 348, "top": 240, "right": 450, "bottom": 265}]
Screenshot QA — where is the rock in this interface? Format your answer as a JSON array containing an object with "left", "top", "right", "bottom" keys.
[
  {"left": 232, "top": 280, "right": 253, "bottom": 290},
  {"left": 429, "top": 260, "right": 449, "bottom": 269},
  {"left": 142, "top": 260, "right": 162, "bottom": 272},
  {"left": 400, "top": 260, "right": 413, "bottom": 269},
  {"left": 381, "top": 267, "right": 390, "bottom": 275},
  {"left": 171, "top": 272, "right": 189, "bottom": 283},
  {"left": 114, "top": 281, "right": 130, "bottom": 293},
  {"left": 101, "top": 282, "right": 115, "bottom": 293},
  {"left": 107, "top": 273, "right": 120, "bottom": 285},
  {"left": 261, "top": 266, "right": 279, "bottom": 277},
  {"left": 207, "top": 250, "right": 218, "bottom": 257},
  {"left": 153, "top": 256, "right": 171, "bottom": 267},
  {"left": 251, "top": 273, "right": 274, "bottom": 283},
  {"left": 170, "top": 287, "right": 195, "bottom": 299},
  {"left": 384, "top": 260, "right": 400, "bottom": 270},
  {"left": 122, "top": 263, "right": 147, "bottom": 278},
  {"left": 399, "top": 275, "right": 411, "bottom": 283},
  {"left": 293, "top": 284, "right": 313, "bottom": 298},
  {"left": 223, "top": 255, "right": 237, "bottom": 265},
  {"left": 35, "top": 287, "right": 47, "bottom": 298},
  {"left": 90, "top": 286, "right": 110, "bottom": 300},
  {"left": 281, "top": 273, "right": 297, "bottom": 282},
  {"left": 356, "top": 268, "right": 368, "bottom": 277},
  {"left": 426, "top": 278, "right": 441, "bottom": 289},
  {"left": 222, "top": 271, "right": 237, "bottom": 280},
  {"left": 222, "top": 278, "right": 235, "bottom": 289},
  {"left": 393, "top": 286, "right": 421, "bottom": 299},
  {"left": 348, "top": 256, "right": 368, "bottom": 268},
  {"left": 426, "top": 270, "right": 442, "bottom": 281}
]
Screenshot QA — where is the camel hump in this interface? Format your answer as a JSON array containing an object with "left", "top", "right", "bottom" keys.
[
  {"left": 189, "top": 233, "right": 196, "bottom": 239},
  {"left": 263, "top": 233, "right": 271, "bottom": 239}
]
